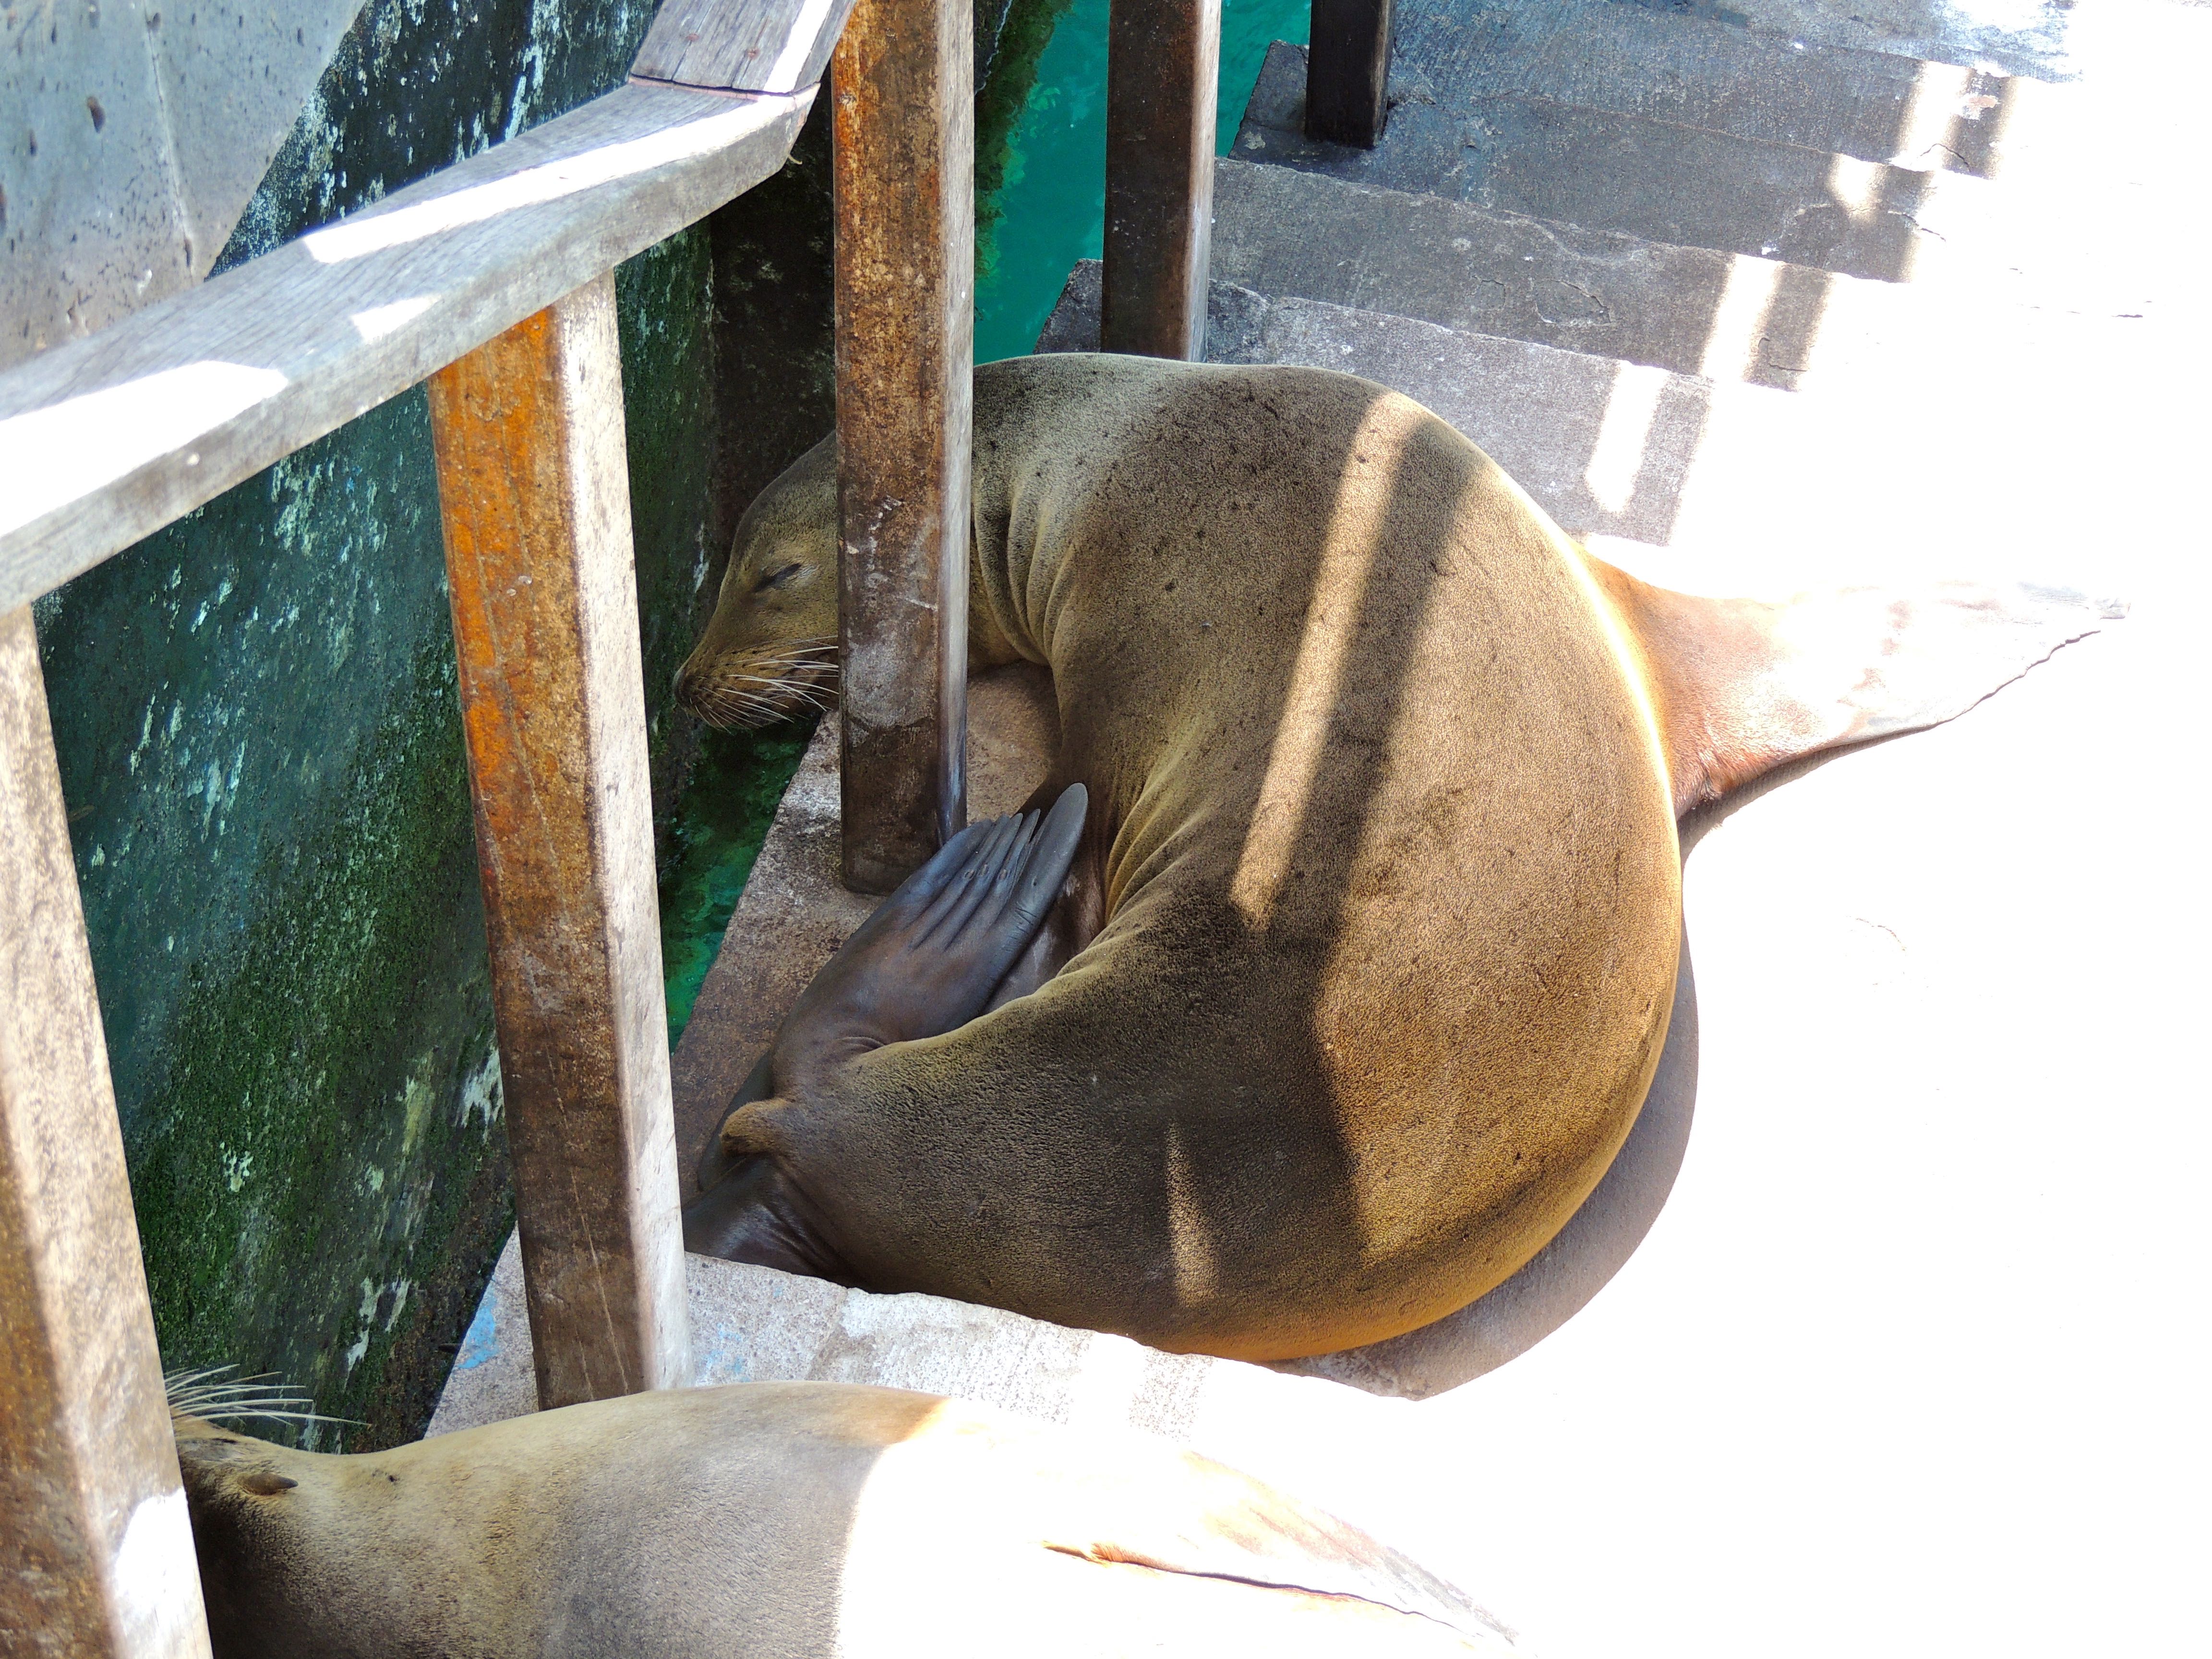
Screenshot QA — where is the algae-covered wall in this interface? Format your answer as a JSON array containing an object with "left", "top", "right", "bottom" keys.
[
  {"left": 34, "top": 0, "right": 687, "bottom": 1449},
  {"left": 32, "top": 0, "right": 1041, "bottom": 1449}
]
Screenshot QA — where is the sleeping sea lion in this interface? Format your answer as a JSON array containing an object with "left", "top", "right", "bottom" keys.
[
  {"left": 673, "top": 353, "right": 2115, "bottom": 1363},
  {"left": 174, "top": 1381, "right": 1512, "bottom": 1656}
]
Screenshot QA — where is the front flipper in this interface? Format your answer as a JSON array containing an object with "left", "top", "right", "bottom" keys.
[
  {"left": 1582, "top": 558, "right": 2125, "bottom": 815},
  {"left": 684, "top": 785, "right": 1089, "bottom": 1266},
  {"left": 774, "top": 782, "right": 1089, "bottom": 1074}
]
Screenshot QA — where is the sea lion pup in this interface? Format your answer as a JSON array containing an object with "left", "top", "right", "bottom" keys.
[
  {"left": 675, "top": 353, "right": 2116, "bottom": 1362},
  {"left": 173, "top": 1382, "right": 1512, "bottom": 1657}
]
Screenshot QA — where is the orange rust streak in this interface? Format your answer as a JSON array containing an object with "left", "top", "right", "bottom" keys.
[{"left": 426, "top": 292, "right": 651, "bottom": 1408}]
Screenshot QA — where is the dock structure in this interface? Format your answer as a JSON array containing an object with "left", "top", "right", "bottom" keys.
[
  {"left": 0, "top": 0, "right": 2199, "bottom": 1649},
  {"left": 621, "top": 1, "right": 2204, "bottom": 1656}
]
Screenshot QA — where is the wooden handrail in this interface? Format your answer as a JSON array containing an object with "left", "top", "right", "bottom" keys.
[
  {"left": 0, "top": 83, "right": 811, "bottom": 618},
  {"left": 0, "top": 0, "right": 1292, "bottom": 1638},
  {"left": 831, "top": 0, "right": 976, "bottom": 890},
  {"left": 0, "top": 0, "right": 851, "bottom": 1645}
]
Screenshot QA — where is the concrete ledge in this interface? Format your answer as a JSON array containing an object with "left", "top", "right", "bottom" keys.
[{"left": 431, "top": 1234, "right": 1395, "bottom": 1452}]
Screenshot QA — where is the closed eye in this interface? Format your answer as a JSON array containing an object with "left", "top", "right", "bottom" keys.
[{"left": 753, "top": 562, "right": 805, "bottom": 593}]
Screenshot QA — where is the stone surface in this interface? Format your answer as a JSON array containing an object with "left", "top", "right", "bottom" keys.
[
  {"left": 445, "top": 4, "right": 2209, "bottom": 1654},
  {"left": 1239, "top": 40, "right": 1967, "bottom": 284},
  {"left": 1209, "top": 157, "right": 2152, "bottom": 396},
  {"left": 1391, "top": 0, "right": 2008, "bottom": 176},
  {"left": 431, "top": 1235, "right": 1387, "bottom": 1450},
  {"left": 1236, "top": 40, "right": 2181, "bottom": 315},
  {"left": 0, "top": 0, "right": 367, "bottom": 372},
  {"left": 1212, "top": 156, "right": 1843, "bottom": 389}
]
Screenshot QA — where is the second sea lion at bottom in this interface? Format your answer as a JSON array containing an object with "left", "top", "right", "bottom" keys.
[{"left": 176, "top": 1379, "right": 1514, "bottom": 1657}]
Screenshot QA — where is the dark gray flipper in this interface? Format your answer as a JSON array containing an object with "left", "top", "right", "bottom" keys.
[
  {"left": 776, "top": 782, "right": 1089, "bottom": 1063},
  {"left": 685, "top": 785, "right": 1089, "bottom": 1238}
]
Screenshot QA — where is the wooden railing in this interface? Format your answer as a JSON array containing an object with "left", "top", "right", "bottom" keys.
[{"left": 0, "top": 0, "right": 1388, "bottom": 1647}]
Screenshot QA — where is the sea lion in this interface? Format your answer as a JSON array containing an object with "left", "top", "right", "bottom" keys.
[
  {"left": 173, "top": 1381, "right": 1512, "bottom": 1656},
  {"left": 674, "top": 353, "right": 2115, "bottom": 1363}
]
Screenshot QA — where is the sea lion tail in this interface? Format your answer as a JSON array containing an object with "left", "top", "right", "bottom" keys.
[{"left": 1579, "top": 552, "right": 2125, "bottom": 816}]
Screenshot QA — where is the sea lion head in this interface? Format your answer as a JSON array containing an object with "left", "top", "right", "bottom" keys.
[{"left": 673, "top": 435, "right": 839, "bottom": 729}]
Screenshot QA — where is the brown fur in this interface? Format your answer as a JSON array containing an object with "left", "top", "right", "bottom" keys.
[
  {"left": 679, "top": 354, "right": 2114, "bottom": 1363},
  {"left": 174, "top": 1383, "right": 1508, "bottom": 1656}
]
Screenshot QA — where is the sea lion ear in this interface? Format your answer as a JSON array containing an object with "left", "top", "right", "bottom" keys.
[{"left": 1581, "top": 553, "right": 2123, "bottom": 816}]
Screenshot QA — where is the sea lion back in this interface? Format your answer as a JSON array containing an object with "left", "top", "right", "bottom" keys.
[{"left": 794, "top": 359, "right": 1685, "bottom": 1358}]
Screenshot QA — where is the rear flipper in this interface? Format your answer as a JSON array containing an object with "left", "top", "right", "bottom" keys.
[{"left": 1581, "top": 556, "right": 2126, "bottom": 816}]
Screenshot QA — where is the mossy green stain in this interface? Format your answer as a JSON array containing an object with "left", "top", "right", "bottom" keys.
[
  {"left": 36, "top": 0, "right": 717, "bottom": 1448},
  {"left": 660, "top": 718, "right": 820, "bottom": 1046}
]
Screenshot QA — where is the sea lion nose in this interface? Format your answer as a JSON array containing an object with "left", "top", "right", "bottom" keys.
[{"left": 672, "top": 658, "right": 701, "bottom": 712}]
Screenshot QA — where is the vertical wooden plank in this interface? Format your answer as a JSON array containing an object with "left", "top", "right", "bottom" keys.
[
  {"left": 426, "top": 273, "right": 691, "bottom": 1410},
  {"left": 0, "top": 608, "right": 212, "bottom": 1659},
  {"left": 1103, "top": 0, "right": 1222, "bottom": 360},
  {"left": 1305, "top": 0, "right": 1394, "bottom": 149},
  {"left": 830, "top": 0, "right": 974, "bottom": 893}
]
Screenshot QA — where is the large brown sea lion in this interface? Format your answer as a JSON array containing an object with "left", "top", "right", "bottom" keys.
[
  {"left": 674, "top": 353, "right": 2115, "bottom": 1363},
  {"left": 173, "top": 1381, "right": 1511, "bottom": 1656}
]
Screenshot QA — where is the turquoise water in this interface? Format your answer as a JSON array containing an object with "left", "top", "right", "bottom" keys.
[
  {"left": 976, "top": 0, "right": 1311, "bottom": 362},
  {"left": 660, "top": 0, "right": 1311, "bottom": 1045}
]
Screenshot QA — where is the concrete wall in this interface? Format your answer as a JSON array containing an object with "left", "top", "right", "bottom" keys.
[{"left": 30, "top": 0, "right": 1038, "bottom": 1449}]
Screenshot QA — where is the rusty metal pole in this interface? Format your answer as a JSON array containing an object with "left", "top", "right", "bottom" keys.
[
  {"left": 0, "top": 607, "right": 213, "bottom": 1659},
  {"left": 1103, "top": 0, "right": 1221, "bottom": 359},
  {"left": 830, "top": 0, "right": 975, "bottom": 894},
  {"left": 427, "top": 273, "right": 691, "bottom": 1411},
  {"left": 1305, "top": 0, "right": 1394, "bottom": 149}
]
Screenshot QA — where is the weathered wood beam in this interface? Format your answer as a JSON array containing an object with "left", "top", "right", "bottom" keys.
[
  {"left": 427, "top": 275, "right": 691, "bottom": 1411},
  {"left": 1304, "top": 0, "right": 1395, "bottom": 149},
  {"left": 0, "top": 607, "right": 212, "bottom": 1658},
  {"left": 1102, "top": 0, "right": 1222, "bottom": 359},
  {"left": 631, "top": 0, "right": 864, "bottom": 95},
  {"left": 0, "top": 81, "right": 811, "bottom": 618},
  {"left": 830, "top": 0, "right": 975, "bottom": 892}
]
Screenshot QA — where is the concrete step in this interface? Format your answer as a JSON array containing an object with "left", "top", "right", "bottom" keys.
[
  {"left": 1038, "top": 262, "right": 2171, "bottom": 593},
  {"left": 1389, "top": 0, "right": 2010, "bottom": 177},
  {"left": 1238, "top": 40, "right": 1969, "bottom": 284},
  {"left": 1206, "top": 156, "right": 2134, "bottom": 395},
  {"left": 1234, "top": 41, "right": 2175, "bottom": 315},
  {"left": 1383, "top": 0, "right": 2200, "bottom": 195},
  {"left": 1210, "top": 156, "right": 1851, "bottom": 391}
]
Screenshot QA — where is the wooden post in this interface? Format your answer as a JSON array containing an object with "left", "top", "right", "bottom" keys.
[
  {"left": 1102, "top": 0, "right": 1221, "bottom": 359},
  {"left": 0, "top": 607, "right": 212, "bottom": 1659},
  {"left": 1305, "top": 0, "right": 1394, "bottom": 149},
  {"left": 830, "top": 0, "right": 974, "bottom": 894},
  {"left": 427, "top": 273, "right": 691, "bottom": 1411}
]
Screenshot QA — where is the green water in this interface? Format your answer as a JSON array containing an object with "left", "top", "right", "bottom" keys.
[
  {"left": 977, "top": 0, "right": 1311, "bottom": 361},
  {"left": 658, "top": 0, "right": 1312, "bottom": 1045}
]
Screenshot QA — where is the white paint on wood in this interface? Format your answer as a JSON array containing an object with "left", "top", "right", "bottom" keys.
[
  {"left": 0, "top": 606, "right": 210, "bottom": 1657},
  {"left": 0, "top": 81, "right": 812, "bottom": 618},
  {"left": 631, "top": 0, "right": 861, "bottom": 94},
  {"left": 540, "top": 275, "right": 693, "bottom": 1401}
]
